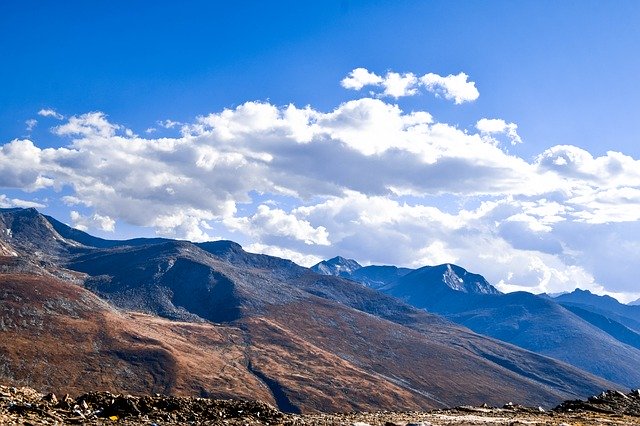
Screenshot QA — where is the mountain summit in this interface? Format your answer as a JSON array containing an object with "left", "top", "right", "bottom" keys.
[
  {"left": 385, "top": 263, "right": 502, "bottom": 296},
  {"left": 311, "top": 256, "right": 362, "bottom": 277}
]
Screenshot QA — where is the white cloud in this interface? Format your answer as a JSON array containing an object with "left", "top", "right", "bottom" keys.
[
  {"left": 25, "top": 119, "right": 38, "bottom": 132},
  {"left": 476, "top": 118, "right": 522, "bottom": 145},
  {"left": 420, "top": 72, "right": 479, "bottom": 104},
  {"left": 70, "top": 210, "right": 116, "bottom": 232},
  {"left": 158, "top": 119, "right": 182, "bottom": 129},
  {"left": 341, "top": 68, "right": 479, "bottom": 103},
  {"left": 38, "top": 108, "right": 64, "bottom": 120},
  {"left": 245, "top": 242, "right": 323, "bottom": 267},
  {"left": 2, "top": 77, "right": 640, "bottom": 299},
  {"left": 54, "top": 112, "right": 120, "bottom": 138},
  {"left": 341, "top": 67, "right": 384, "bottom": 90},
  {"left": 0, "top": 139, "right": 54, "bottom": 191},
  {"left": 0, "top": 194, "right": 46, "bottom": 209},
  {"left": 226, "top": 204, "right": 330, "bottom": 246},
  {"left": 380, "top": 72, "right": 418, "bottom": 98}
]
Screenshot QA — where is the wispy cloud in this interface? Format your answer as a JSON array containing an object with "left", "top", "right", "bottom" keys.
[
  {"left": 70, "top": 210, "right": 115, "bottom": 232},
  {"left": 25, "top": 119, "right": 38, "bottom": 132},
  {"left": 37, "top": 108, "right": 64, "bottom": 120},
  {"left": 0, "top": 194, "right": 46, "bottom": 209}
]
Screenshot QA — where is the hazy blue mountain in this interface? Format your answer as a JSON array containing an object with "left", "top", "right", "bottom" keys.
[
  {"left": 350, "top": 265, "right": 413, "bottom": 289},
  {"left": 554, "top": 289, "right": 640, "bottom": 332},
  {"left": 562, "top": 305, "right": 640, "bottom": 351},
  {"left": 630, "top": 298, "right": 640, "bottom": 306},
  {"left": 555, "top": 289, "right": 627, "bottom": 314},
  {"left": 385, "top": 272, "right": 640, "bottom": 388},
  {"left": 384, "top": 263, "right": 502, "bottom": 297},
  {"left": 313, "top": 255, "right": 640, "bottom": 388}
]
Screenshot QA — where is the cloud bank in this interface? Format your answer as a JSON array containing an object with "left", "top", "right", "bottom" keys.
[{"left": 2, "top": 70, "right": 640, "bottom": 301}]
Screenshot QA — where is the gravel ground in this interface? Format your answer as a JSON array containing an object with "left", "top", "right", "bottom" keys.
[{"left": 2, "top": 385, "right": 640, "bottom": 425}]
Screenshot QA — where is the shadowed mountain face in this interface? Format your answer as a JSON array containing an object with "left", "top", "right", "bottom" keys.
[
  {"left": 313, "top": 256, "right": 640, "bottom": 389},
  {"left": 0, "top": 208, "right": 622, "bottom": 412}
]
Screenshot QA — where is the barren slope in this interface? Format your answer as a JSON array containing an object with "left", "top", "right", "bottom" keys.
[{"left": 0, "top": 208, "right": 621, "bottom": 412}]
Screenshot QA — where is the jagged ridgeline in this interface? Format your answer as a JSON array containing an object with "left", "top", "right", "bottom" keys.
[{"left": 0, "top": 207, "right": 626, "bottom": 413}]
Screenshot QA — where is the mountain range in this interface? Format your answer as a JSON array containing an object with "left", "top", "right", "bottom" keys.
[
  {"left": 0, "top": 208, "right": 630, "bottom": 413},
  {"left": 312, "top": 256, "right": 640, "bottom": 389}
]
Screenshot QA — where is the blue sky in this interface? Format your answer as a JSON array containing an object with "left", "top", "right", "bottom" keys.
[{"left": 2, "top": 1, "right": 640, "bottom": 301}]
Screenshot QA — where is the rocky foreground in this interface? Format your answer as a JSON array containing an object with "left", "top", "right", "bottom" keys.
[{"left": 2, "top": 385, "right": 640, "bottom": 425}]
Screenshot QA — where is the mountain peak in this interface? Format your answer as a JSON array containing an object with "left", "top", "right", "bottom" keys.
[
  {"left": 196, "top": 240, "right": 244, "bottom": 257},
  {"left": 561, "top": 288, "right": 621, "bottom": 304},
  {"left": 0, "top": 207, "right": 81, "bottom": 258},
  {"left": 408, "top": 263, "right": 501, "bottom": 295},
  {"left": 311, "top": 256, "right": 362, "bottom": 277}
]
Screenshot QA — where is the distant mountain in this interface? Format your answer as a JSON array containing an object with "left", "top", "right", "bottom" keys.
[
  {"left": 562, "top": 304, "right": 640, "bottom": 351},
  {"left": 542, "top": 291, "right": 569, "bottom": 298},
  {"left": 630, "top": 298, "right": 640, "bottom": 306},
  {"left": 314, "top": 256, "right": 640, "bottom": 389},
  {"left": 0, "top": 208, "right": 618, "bottom": 411},
  {"left": 312, "top": 257, "right": 413, "bottom": 289},
  {"left": 351, "top": 265, "right": 413, "bottom": 289},
  {"left": 554, "top": 289, "right": 640, "bottom": 333},
  {"left": 384, "top": 263, "right": 502, "bottom": 297},
  {"left": 311, "top": 256, "right": 362, "bottom": 277},
  {"left": 555, "top": 289, "right": 625, "bottom": 313},
  {"left": 312, "top": 259, "right": 499, "bottom": 295}
]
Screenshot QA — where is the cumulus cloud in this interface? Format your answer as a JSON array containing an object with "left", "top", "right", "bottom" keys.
[
  {"left": 245, "top": 242, "right": 324, "bottom": 267},
  {"left": 226, "top": 205, "right": 330, "bottom": 246},
  {"left": 341, "top": 68, "right": 479, "bottom": 103},
  {"left": 2, "top": 84, "right": 640, "bottom": 300},
  {"left": 476, "top": 118, "right": 522, "bottom": 145},
  {"left": 0, "top": 140, "right": 54, "bottom": 190},
  {"left": 70, "top": 210, "right": 115, "bottom": 232},
  {"left": 53, "top": 112, "right": 120, "bottom": 138},
  {"left": 341, "top": 67, "right": 384, "bottom": 90},
  {"left": 38, "top": 109, "right": 64, "bottom": 120},
  {"left": 420, "top": 72, "right": 479, "bottom": 104}
]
